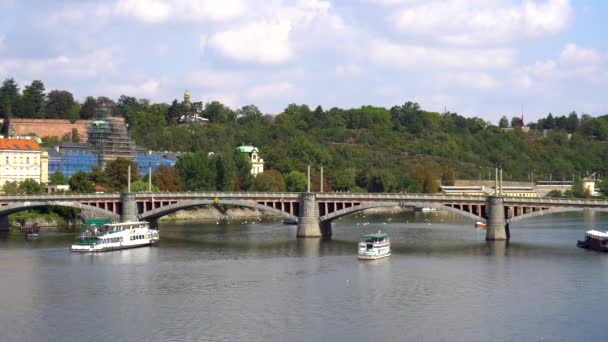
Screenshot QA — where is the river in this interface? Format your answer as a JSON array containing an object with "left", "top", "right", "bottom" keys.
[{"left": 1, "top": 210, "right": 607, "bottom": 341}]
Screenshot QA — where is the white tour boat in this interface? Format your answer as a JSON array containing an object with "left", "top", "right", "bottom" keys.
[
  {"left": 358, "top": 231, "right": 391, "bottom": 260},
  {"left": 70, "top": 221, "right": 159, "bottom": 252}
]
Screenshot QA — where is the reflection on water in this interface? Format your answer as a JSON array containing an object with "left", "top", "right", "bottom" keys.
[{"left": 1, "top": 211, "right": 608, "bottom": 341}]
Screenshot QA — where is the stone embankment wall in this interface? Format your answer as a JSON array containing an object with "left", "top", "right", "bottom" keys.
[{"left": 9, "top": 118, "right": 96, "bottom": 142}]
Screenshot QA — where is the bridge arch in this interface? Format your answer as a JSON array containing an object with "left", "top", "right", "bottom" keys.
[
  {"left": 320, "top": 201, "right": 485, "bottom": 223},
  {"left": 507, "top": 207, "right": 608, "bottom": 224},
  {"left": 0, "top": 201, "right": 120, "bottom": 221},
  {"left": 139, "top": 199, "right": 299, "bottom": 222}
]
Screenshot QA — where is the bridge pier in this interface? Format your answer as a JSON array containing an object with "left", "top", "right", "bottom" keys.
[
  {"left": 297, "top": 193, "right": 328, "bottom": 237},
  {"left": 121, "top": 193, "right": 138, "bottom": 223},
  {"left": 486, "top": 196, "right": 508, "bottom": 241}
]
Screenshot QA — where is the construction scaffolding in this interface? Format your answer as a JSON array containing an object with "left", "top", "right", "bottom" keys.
[{"left": 87, "top": 116, "right": 136, "bottom": 169}]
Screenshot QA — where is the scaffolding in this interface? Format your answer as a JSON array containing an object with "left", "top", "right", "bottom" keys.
[{"left": 87, "top": 116, "right": 136, "bottom": 169}]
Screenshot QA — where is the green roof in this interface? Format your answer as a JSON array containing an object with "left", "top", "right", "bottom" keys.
[
  {"left": 361, "top": 232, "right": 388, "bottom": 239},
  {"left": 237, "top": 145, "right": 258, "bottom": 153}
]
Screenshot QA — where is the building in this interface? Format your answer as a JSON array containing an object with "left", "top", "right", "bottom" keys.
[
  {"left": 237, "top": 145, "right": 264, "bottom": 176},
  {"left": 440, "top": 185, "right": 538, "bottom": 197},
  {"left": 0, "top": 137, "right": 42, "bottom": 186},
  {"left": 48, "top": 142, "right": 99, "bottom": 178},
  {"left": 134, "top": 148, "right": 177, "bottom": 175},
  {"left": 177, "top": 90, "right": 208, "bottom": 126},
  {"left": 87, "top": 117, "right": 136, "bottom": 168}
]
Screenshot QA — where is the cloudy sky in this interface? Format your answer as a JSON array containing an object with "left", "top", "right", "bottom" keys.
[{"left": 0, "top": 0, "right": 606, "bottom": 123}]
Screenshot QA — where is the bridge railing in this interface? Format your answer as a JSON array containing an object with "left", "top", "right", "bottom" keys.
[
  {"left": 0, "top": 193, "right": 121, "bottom": 201},
  {"left": 133, "top": 192, "right": 301, "bottom": 200}
]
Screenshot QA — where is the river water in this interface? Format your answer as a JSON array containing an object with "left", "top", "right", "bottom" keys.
[{"left": 1, "top": 210, "right": 607, "bottom": 341}]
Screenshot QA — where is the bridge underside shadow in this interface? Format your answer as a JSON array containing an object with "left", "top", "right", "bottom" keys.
[
  {"left": 0, "top": 201, "right": 120, "bottom": 221},
  {"left": 507, "top": 207, "right": 608, "bottom": 224},
  {"left": 139, "top": 199, "right": 299, "bottom": 222},
  {"left": 319, "top": 201, "right": 485, "bottom": 224}
]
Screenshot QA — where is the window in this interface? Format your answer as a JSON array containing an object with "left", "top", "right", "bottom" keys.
[
  {"left": 26, "top": 157, "right": 29, "bottom": 164},
  {"left": 5, "top": 156, "right": 8, "bottom": 165},
  {"left": 19, "top": 156, "right": 23, "bottom": 164}
]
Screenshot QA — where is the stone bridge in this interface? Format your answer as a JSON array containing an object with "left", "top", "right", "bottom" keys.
[{"left": 1, "top": 192, "right": 608, "bottom": 240}]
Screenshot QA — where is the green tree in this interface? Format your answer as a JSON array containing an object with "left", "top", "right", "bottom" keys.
[
  {"left": 498, "top": 116, "right": 509, "bottom": 128},
  {"left": 0, "top": 78, "right": 20, "bottom": 118},
  {"left": 285, "top": 170, "right": 307, "bottom": 192},
  {"left": 50, "top": 170, "right": 69, "bottom": 185},
  {"left": 69, "top": 171, "right": 94, "bottom": 193},
  {"left": 175, "top": 151, "right": 216, "bottom": 191},
  {"left": 45, "top": 90, "right": 75, "bottom": 119},
  {"left": 2, "top": 181, "right": 19, "bottom": 195},
  {"left": 104, "top": 158, "right": 140, "bottom": 191},
  {"left": 413, "top": 158, "right": 440, "bottom": 193},
  {"left": 21, "top": 80, "right": 46, "bottom": 118},
  {"left": 18, "top": 178, "right": 44, "bottom": 194},
  {"left": 253, "top": 170, "right": 285, "bottom": 192},
  {"left": 215, "top": 151, "right": 236, "bottom": 191},
  {"left": 79, "top": 96, "right": 97, "bottom": 119},
  {"left": 130, "top": 180, "right": 159, "bottom": 192},
  {"left": 234, "top": 150, "right": 253, "bottom": 191}
]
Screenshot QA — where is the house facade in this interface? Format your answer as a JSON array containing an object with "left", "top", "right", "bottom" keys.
[
  {"left": 0, "top": 137, "right": 43, "bottom": 186},
  {"left": 237, "top": 145, "right": 264, "bottom": 176}
]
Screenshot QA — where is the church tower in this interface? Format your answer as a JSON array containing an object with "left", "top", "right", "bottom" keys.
[{"left": 184, "top": 89, "right": 191, "bottom": 110}]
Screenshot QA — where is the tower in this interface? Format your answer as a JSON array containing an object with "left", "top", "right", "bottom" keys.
[{"left": 184, "top": 89, "right": 191, "bottom": 110}]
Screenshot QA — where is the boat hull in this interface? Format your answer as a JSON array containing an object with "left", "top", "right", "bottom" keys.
[
  {"left": 71, "top": 240, "right": 158, "bottom": 253},
  {"left": 358, "top": 252, "right": 391, "bottom": 260},
  {"left": 577, "top": 240, "right": 608, "bottom": 252}
]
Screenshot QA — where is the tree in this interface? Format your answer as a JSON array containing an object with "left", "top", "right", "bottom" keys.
[
  {"left": 205, "top": 101, "right": 234, "bottom": 123},
  {"left": 511, "top": 116, "right": 523, "bottom": 128},
  {"left": 413, "top": 157, "right": 440, "bottom": 193},
  {"left": 130, "top": 180, "right": 159, "bottom": 192},
  {"left": 234, "top": 150, "right": 253, "bottom": 191},
  {"left": 215, "top": 151, "right": 236, "bottom": 191},
  {"left": 21, "top": 80, "right": 46, "bottom": 118},
  {"left": 237, "top": 105, "right": 263, "bottom": 125},
  {"left": 49, "top": 170, "right": 69, "bottom": 185},
  {"left": 69, "top": 171, "right": 95, "bottom": 193},
  {"left": 152, "top": 164, "right": 183, "bottom": 191},
  {"left": 18, "top": 179, "right": 44, "bottom": 194},
  {"left": 104, "top": 158, "right": 140, "bottom": 191},
  {"left": 175, "top": 151, "right": 216, "bottom": 191},
  {"left": 253, "top": 170, "right": 285, "bottom": 192},
  {"left": 2, "top": 181, "right": 19, "bottom": 195},
  {"left": 80, "top": 97, "right": 97, "bottom": 119},
  {"left": 441, "top": 166, "right": 455, "bottom": 186},
  {"left": 498, "top": 116, "right": 509, "bottom": 128},
  {"left": 46, "top": 90, "right": 75, "bottom": 119},
  {"left": 285, "top": 170, "right": 307, "bottom": 192},
  {"left": 0, "top": 78, "right": 20, "bottom": 118}
]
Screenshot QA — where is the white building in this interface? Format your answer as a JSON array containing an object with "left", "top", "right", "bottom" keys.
[
  {"left": 237, "top": 145, "right": 264, "bottom": 176},
  {"left": 0, "top": 137, "right": 42, "bottom": 186}
]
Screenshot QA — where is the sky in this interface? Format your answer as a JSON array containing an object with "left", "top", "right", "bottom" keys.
[{"left": 0, "top": 0, "right": 607, "bottom": 123}]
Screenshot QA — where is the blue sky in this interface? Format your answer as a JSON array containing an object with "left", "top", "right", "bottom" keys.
[{"left": 0, "top": 0, "right": 607, "bottom": 123}]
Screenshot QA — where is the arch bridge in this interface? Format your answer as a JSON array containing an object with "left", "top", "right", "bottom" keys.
[{"left": 1, "top": 192, "right": 607, "bottom": 240}]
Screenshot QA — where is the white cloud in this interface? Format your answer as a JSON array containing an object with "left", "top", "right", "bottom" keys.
[
  {"left": 369, "top": 39, "right": 515, "bottom": 70},
  {"left": 559, "top": 43, "right": 603, "bottom": 66},
  {"left": 247, "top": 81, "right": 296, "bottom": 100},
  {"left": 98, "top": 0, "right": 245, "bottom": 23},
  {"left": 387, "top": 0, "right": 572, "bottom": 46},
  {"left": 203, "top": 91, "right": 238, "bottom": 108},
  {"left": 209, "top": 21, "right": 292, "bottom": 64},
  {"left": 0, "top": 48, "right": 118, "bottom": 78}
]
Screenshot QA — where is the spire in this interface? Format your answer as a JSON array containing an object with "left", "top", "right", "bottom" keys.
[{"left": 521, "top": 105, "right": 525, "bottom": 127}]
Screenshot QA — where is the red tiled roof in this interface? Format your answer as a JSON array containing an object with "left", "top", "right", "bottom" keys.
[
  {"left": 94, "top": 185, "right": 107, "bottom": 192},
  {"left": 0, "top": 138, "right": 41, "bottom": 151}
]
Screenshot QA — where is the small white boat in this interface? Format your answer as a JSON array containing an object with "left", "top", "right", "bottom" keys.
[
  {"left": 358, "top": 231, "right": 391, "bottom": 260},
  {"left": 577, "top": 230, "right": 608, "bottom": 252},
  {"left": 70, "top": 221, "right": 159, "bottom": 252},
  {"left": 417, "top": 207, "right": 437, "bottom": 212}
]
